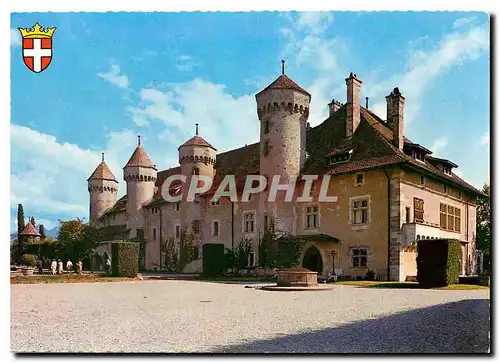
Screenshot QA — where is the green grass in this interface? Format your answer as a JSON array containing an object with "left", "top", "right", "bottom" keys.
[
  {"left": 331, "top": 280, "right": 489, "bottom": 290},
  {"left": 11, "top": 274, "right": 137, "bottom": 284}
]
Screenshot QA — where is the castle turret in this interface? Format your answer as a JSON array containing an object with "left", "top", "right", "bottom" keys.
[
  {"left": 178, "top": 124, "right": 217, "bottom": 182},
  {"left": 256, "top": 60, "right": 311, "bottom": 183},
  {"left": 123, "top": 136, "right": 157, "bottom": 237},
  {"left": 88, "top": 153, "right": 118, "bottom": 224}
]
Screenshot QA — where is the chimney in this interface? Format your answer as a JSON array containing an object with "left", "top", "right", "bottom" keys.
[
  {"left": 385, "top": 87, "right": 405, "bottom": 150},
  {"left": 345, "top": 72, "right": 362, "bottom": 137},
  {"left": 328, "top": 99, "right": 342, "bottom": 117}
]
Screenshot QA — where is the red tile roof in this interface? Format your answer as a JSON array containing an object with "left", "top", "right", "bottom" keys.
[
  {"left": 178, "top": 135, "right": 216, "bottom": 150},
  {"left": 88, "top": 161, "right": 117, "bottom": 182},
  {"left": 124, "top": 145, "right": 156, "bottom": 169},
  {"left": 256, "top": 74, "right": 311, "bottom": 97},
  {"left": 20, "top": 222, "right": 40, "bottom": 236}
]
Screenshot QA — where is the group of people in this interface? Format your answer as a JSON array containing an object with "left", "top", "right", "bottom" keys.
[{"left": 47, "top": 259, "right": 83, "bottom": 275}]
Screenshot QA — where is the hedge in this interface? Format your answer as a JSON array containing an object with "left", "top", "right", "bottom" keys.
[
  {"left": 417, "top": 238, "right": 461, "bottom": 287},
  {"left": 20, "top": 254, "right": 37, "bottom": 267},
  {"left": 202, "top": 244, "right": 225, "bottom": 277},
  {"left": 111, "top": 242, "right": 139, "bottom": 277}
]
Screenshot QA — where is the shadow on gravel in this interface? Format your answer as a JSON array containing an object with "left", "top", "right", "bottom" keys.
[{"left": 213, "top": 299, "right": 490, "bottom": 353}]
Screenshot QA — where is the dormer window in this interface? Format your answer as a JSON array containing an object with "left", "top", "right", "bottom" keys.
[
  {"left": 329, "top": 151, "right": 353, "bottom": 165},
  {"left": 444, "top": 166, "right": 452, "bottom": 175},
  {"left": 414, "top": 150, "right": 425, "bottom": 162}
]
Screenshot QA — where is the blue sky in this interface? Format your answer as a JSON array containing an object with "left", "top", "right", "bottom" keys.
[{"left": 10, "top": 11, "right": 490, "bottom": 232}]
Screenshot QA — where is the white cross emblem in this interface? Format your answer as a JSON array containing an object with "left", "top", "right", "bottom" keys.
[{"left": 23, "top": 39, "right": 52, "bottom": 73}]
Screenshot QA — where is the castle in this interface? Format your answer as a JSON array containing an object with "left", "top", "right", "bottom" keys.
[{"left": 88, "top": 63, "right": 482, "bottom": 281}]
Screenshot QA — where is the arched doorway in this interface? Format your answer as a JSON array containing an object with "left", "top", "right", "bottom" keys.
[{"left": 302, "top": 246, "right": 323, "bottom": 273}]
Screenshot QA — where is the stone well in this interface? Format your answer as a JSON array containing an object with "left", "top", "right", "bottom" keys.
[
  {"left": 261, "top": 267, "right": 332, "bottom": 291},
  {"left": 277, "top": 268, "right": 318, "bottom": 287}
]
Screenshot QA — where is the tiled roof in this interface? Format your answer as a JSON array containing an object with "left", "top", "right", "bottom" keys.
[
  {"left": 88, "top": 161, "right": 117, "bottom": 182},
  {"left": 124, "top": 145, "right": 156, "bottom": 169},
  {"left": 179, "top": 135, "right": 216, "bottom": 150},
  {"left": 256, "top": 74, "right": 311, "bottom": 97},
  {"left": 20, "top": 222, "right": 40, "bottom": 236},
  {"left": 112, "top": 96, "right": 482, "bottom": 207},
  {"left": 100, "top": 195, "right": 127, "bottom": 218}
]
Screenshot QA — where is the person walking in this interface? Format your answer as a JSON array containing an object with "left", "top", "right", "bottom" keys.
[
  {"left": 105, "top": 258, "right": 111, "bottom": 274},
  {"left": 77, "top": 260, "right": 83, "bottom": 275},
  {"left": 57, "top": 259, "right": 63, "bottom": 275},
  {"left": 50, "top": 260, "right": 57, "bottom": 275},
  {"left": 36, "top": 259, "right": 43, "bottom": 275},
  {"left": 66, "top": 260, "right": 73, "bottom": 273}
]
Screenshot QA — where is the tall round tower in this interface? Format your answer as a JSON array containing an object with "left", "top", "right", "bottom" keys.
[
  {"left": 178, "top": 124, "right": 217, "bottom": 183},
  {"left": 88, "top": 153, "right": 118, "bottom": 224},
  {"left": 123, "top": 136, "right": 157, "bottom": 237},
  {"left": 256, "top": 60, "right": 311, "bottom": 183}
]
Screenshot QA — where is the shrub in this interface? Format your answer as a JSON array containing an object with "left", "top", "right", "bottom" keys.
[
  {"left": 202, "top": 244, "right": 225, "bottom": 277},
  {"left": 365, "top": 269, "right": 376, "bottom": 281},
  {"left": 21, "top": 254, "right": 37, "bottom": 267},
  {"left": 111, "top": 242, "right": 139, "bottom": 277},
  {"left": 417, "top": 239, "right": 460, "bottom": 287}
]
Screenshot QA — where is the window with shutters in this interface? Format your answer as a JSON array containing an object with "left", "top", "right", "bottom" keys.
[
  {"left": 350, "top": 197, "right": 370, "bottom": 226},
  {"left": 413, "top": 198, "right": 424, "bottom": 222}
]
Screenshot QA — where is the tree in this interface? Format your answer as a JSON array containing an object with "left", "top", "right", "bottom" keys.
[
  {"left": 17, "top": 204, "right": 25, "bottom": 237},
  {"left": 178, "top": 226, "right": 197, "bottom": 272},
  {"left": 57, "top": 219, "right": 102, "bottom": 262},
  {"left": 258, "top": 218, "right": 302, "bottom": 269},
  {"left": 39, "top": 224, "right": 46, "bottom": 240},
  {"left": 161, "top": 237, "right": 179, "bottom": 273},
  {"left": 235, "top": 238, "right": 253, "bottom": 271},
  {"left": 476, "top": 183, "right": 491, "bottom": 274},
  {"left": 30, "top": 216, "right": 36, "bottom": 227},
  {"left": 15, "top": 204, "right": 26, "bottom": 264}
]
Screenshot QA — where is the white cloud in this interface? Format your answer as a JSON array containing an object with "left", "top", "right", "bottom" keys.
[
  {"left": 430, "top": 137, "right": 448, "bottom": 154},
  {"left": 453, "top": 16, "right": 477, "bottom": 29},
  {"left": 11, "top": 28, "right": 21, "bottom": 47},
  {"left": 481, "top": 131, "right": 490, "bottom": 145},
  {"left": 97, "top": 64, "right": 130, "bottom": 89},
  {"left": 176, "top": 55, "right": 199, "bottom": 72},
  {"left": 368, "top": 24, "right": 489, "bottom": 124},
  {"left": 10, "top": 124, "right": 140, "bottom": 223},
  {"left": 295, "top": 12, "right": 334, "bottom": 35},
  {"left": 127, "top": 78, "right": 258, "bottom": 153}
]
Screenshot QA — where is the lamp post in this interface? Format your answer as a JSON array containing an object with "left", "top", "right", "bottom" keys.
[{"left": 331, "top": 250, "right": 337, "bottom": 281}]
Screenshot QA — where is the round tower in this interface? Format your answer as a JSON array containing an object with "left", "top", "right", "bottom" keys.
[
  {"left": 123, "top": 136, "right": 158, "bottom": 237},
  {"left": 256, "top": 60, "right": 311, "bottom": 183},
  {"left": 88, "top": 153, "right": 118, "bottom": 224},
  {"left": 178, "top": 124, "right": 217, "bottom": 183}
]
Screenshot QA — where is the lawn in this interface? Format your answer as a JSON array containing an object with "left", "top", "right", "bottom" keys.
[
  {"left": 331, "top": 280, "right": 489, "bottom": 290},
  {"left": 10, "top": 274, "right": 137, "bottom": 284}
]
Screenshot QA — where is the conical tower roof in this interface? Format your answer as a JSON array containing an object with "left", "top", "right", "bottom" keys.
[
  {"left": 88, "top": 154, "right": 118, "bottom": 182},
  {"left": 178, "top": 124, "right": 216, "bottom": 151},
  {"left": 124, "top": 136, "right": 157, "bottom": 169},
  {"left": 179, "top": 135, "right": 216, "bottom": 151},
  {"left": 20, "top": 222, "right": 40, "bottom": 237},
  {"left": 256, "top": 61, "right": 310, "bottom": 97}
]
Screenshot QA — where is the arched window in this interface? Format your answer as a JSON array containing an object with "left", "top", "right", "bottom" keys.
[
  {"left": 416, "top": 234, "right": 420, "bottom": 241},
  {"left": 192, "top": 167, "right": 200, "bottom": 175}
]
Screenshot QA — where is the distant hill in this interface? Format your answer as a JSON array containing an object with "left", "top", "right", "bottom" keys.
[{"left": 10, "top": 226, "right": 59, "bottom": 241}]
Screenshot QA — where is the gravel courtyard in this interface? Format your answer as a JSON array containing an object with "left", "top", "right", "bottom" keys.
[{"left": 11, "top": 280, "right": 490, "bottom": 353}]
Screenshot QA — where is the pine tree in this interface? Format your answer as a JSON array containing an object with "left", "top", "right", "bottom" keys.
[
  {"left": 15, "top": 204, "right": 26, "bottom": 264},
  {"left": 17, "top": 204, "right": 25, "bottom": 237},
  {"left": 39, "top": 224, "right": 46, "bottom": 240}
]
